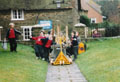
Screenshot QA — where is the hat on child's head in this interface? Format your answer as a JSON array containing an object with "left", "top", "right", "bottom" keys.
[
  {"left": 48, "top": 31, "right": 51, "bottom": 34},
  {"left": 40, "top": 30, "right": 45, "bottom": 34},
  {"left": 9, "top": 23, "right": 15, "bottom": 26}
]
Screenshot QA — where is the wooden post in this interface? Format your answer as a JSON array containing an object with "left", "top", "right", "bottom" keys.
[
  {"left": 66, "top": 26, "right": 68, "bottom": 43},
  {"left": 85, "top": 27, "right": 88, "bottom": 39},
  {"left": 0, "top": 29, "right": 1, "bottom": 41},
  {"left": 57, "top": 25, "right": 60, "bottom": 37},
  {"left": 56, "top": 25, "right": 60, "bottom": 44},
  {"left": 52, "top": 25, "right": 54, "bottom": 37}
]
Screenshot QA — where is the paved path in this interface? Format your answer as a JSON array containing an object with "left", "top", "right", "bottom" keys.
[{"left": 45, "top": 63, "right": 87, "bottom": 82}]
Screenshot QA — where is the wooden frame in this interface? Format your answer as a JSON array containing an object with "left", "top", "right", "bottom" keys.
[
  {"left": 21, "top": 26, "right": 32, "bottom": 41},
  {"left": 0, "top": 26, "right": 3, "bottom": 41},
  {"left": 11, "top": 10, "right": 24, "bottom": 21}
]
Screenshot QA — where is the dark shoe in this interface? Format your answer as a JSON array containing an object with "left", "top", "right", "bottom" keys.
[
  {"left": 47, "top": 60, "right": 50, "bottom": 63},
  {"left": 14, "top": 49, "right": 17, "bottom": 52},
  {"left": 14, "top": 51, "right": 17, "bottom": 52},
  {"left": 45, "top": 59, "right": 49, "bottom": 63},
  {"left": 10, "top": 50, "right": 13, "bottom": 52}
]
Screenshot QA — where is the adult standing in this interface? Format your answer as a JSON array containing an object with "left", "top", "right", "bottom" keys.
[
  {"left": 71, "top": 31, "right": 78, "bottom": 61},
  {"left": 6, "top": 23, "right": 22, "bottom": 52}
]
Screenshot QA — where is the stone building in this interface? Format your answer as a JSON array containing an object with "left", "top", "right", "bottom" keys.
[{"left": 0, "top": 0, "right": 86, "bottom": 41}]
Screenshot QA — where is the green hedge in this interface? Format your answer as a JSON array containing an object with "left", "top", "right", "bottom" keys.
[
  {"left": 80, "top": 15, "right": 91, "bottom": 27},
  {"left": 105, "top": 25, "right": 120, "bottom": 37}
]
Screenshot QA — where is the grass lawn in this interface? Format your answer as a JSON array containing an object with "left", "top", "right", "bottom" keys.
[
  {"left": 0, "top": 44, "right": 48, "bottom": 82},
  {"left": 76, "top": 38, "right": 120, "bottom": 82}
]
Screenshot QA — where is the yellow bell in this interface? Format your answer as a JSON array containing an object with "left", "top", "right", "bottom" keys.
[{"left": 78, "top": 42, "right": 85, "bottom": 54}]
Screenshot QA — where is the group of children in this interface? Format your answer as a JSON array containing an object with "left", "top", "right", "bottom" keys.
[
  {"left": 31, "top": 30, "right": 79, "bottom": 62},
  {"left": 30, "top": 30, "right": 79, "bottom": 62},
  {"left": 30, "top": 30, "right": 53, "bottom": 62}
]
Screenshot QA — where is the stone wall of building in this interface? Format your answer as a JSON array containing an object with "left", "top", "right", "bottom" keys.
[
  {"left": 0, "top": 10, "right": 11, "bottom": 39},
  {"left": 0, "top": 9, "right": 75, "bottom": 41}
]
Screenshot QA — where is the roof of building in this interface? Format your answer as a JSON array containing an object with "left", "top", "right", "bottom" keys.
[
  {"left": 87, "top": 0, "right": 102, "bottom": 14},
  {"left": 44, "top": 0, "right": 72, "bottom": 9},
  {"left": 81, "top": 0, "right": 88, "bottom": 11},
  {"left": 81, "top": 0, "right": 102, "bottom": 14},
  {"left": 0, "top": 0, "right": 72, "bottom": 10}
]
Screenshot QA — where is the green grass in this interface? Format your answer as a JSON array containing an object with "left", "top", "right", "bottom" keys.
[
  {"left": 0, "top": 44, "right": 48, "bottom": 82},
  {"left": 76, "top": 38, "right": 120, "bottom": 82}
]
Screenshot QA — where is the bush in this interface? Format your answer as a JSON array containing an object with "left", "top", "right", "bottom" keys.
[
  {"left": 80, "top": 15, "right": 91, "bottom": 27},
  {"left": 90, "top": 21, "right": 120, "bottom": 37},
  {"left": 100, "top": 21, "right": 120, "bottom": 37},
  {"left": 105, "top": 25, "right": 120, "bottom": 37}
]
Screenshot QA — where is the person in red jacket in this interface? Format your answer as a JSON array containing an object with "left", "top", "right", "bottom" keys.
[
  {"left": 6, "top": 23, "right": 22, "bottom": 52},
  {"left": 44, "top": 32, "right": 53, "bottom": 62},
  {"left": 30, "top": 31, "right": 46, "bottom": 60}
]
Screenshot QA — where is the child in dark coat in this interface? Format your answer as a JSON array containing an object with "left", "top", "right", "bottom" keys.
[{"left": 71, "top": 31, "right": 78, "bottom": 61}]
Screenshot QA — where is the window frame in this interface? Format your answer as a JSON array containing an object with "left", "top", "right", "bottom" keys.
[
  {"left": 91, "top": 18, "right": 97, "bottom": 23},
  {"left": 11, "top": 10, "right": 24, "bottom": 21},
  {"left": 21, "top": 26, "right": 32, "bottom": 41},
  {"left": 56, "top": 1, "right": 61, "bottom": 8}
]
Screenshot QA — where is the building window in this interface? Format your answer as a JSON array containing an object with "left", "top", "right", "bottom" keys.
[
  {"left": 91, "top": 18, "right": 96, "bottom": 23},
  {"left": 21, "top": 26, "right": 32, "bottom": 41},
  {"left": 53, "top": 0, "right": 64, "bottom": 8},
  {"left": 56, "top": 1, "right": 61, "bottom": 8},
  {"left": 11, "top": 10, "right": 24, "bottom": 20}
]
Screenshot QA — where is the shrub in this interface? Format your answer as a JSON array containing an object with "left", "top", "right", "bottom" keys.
[
  {"left": 105, "top": 25, "right": 120, "bottom": 37},
  {"left": 80, "top": 15, "right": 91, "bottom": 27},
  {"left": 90, "top": 21, "right": 120, "bottom": 37}
]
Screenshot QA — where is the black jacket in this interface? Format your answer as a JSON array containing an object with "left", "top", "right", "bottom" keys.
[
  {"left": 6, "top": 28, "right": 21, "bottom": 39},
  {"left": 71, "top": 36, "right": 78, "bottom": 46}
]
